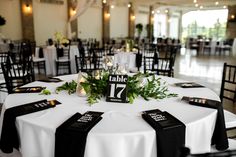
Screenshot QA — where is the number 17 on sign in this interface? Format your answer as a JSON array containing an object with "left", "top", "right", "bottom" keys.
[{"left": 106, "top": 75, "right": 128, "bottom": 103}]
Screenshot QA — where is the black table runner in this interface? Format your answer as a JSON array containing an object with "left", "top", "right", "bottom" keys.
[
  {"left": 142, "top": 109, "right": 186, "bottom": 157},
  {"left": 55, "top": 111, "right": 103, "bottom": 157},
  {"left": 0, "top": 99, "right": 59, "bottom": 153},
  {"left": 182, "top": 96, "right": 228, "bottom": 150}
]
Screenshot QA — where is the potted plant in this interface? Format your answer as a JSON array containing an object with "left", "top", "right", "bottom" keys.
[
  {"left": 0, "top": 15, "right": 6, "bottom": 26},
  {"left": 135, "top": 23, "right": 143, "bottom": 39}
]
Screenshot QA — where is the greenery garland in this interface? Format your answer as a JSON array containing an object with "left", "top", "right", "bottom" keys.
[{"left": 55, "top": 72, "right": 177, "bottom": 105}]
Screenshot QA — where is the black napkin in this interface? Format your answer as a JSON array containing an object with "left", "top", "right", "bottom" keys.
[
  {"left": 37, "top": 77, "right": 62, "bottom": 83},
  {"left": 55, "top": 111, "right": 103, "bottom": 157},
  {"left": 12, "top": 86, "right": 45, "bottom": 93},
  {"left": 38, "top": 47, "right": 44, "bottom": 58},
  {"left": 56, "top": 48, "right": 64, "bottom": 58},
  {"left": 142, "top": 109, "right": 185, "bottom": 157},
  {"left": 0, "top": 99, "right": 60, "bottom": 153},
  {"left": 182, "top": 96, "right": 228, "bottom": 150},
  {"left": 175, "top": 82, "right": 204, "bottom": 88},
  {"left": 135, "top": 53, "right": 142, "bottom": 68}
]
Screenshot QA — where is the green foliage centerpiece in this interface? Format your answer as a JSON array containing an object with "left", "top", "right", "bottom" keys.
[{"left": 56, "top": 70, "right": 177, "bottom": 105}]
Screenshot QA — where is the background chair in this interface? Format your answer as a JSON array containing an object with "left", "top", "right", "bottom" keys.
[
  {"left": 143, "top": 47, "right": 176, "bottom": 77},
  {"left": 0, "top": 52, "right": 10, "bottom": 92},
  {"left": 55, "top": 44, "right": 71, "bottom": 76},
  {"left": 1, "top": 56, "right": 35, "bottom": 94},
  {"left": 219, "top": 62, "right": 236, "bottom": 138},
  {"left": 75, "top": 48, "right": 104, "bottom": 73},
  {"left": 33, "top": 47, "right": 46, "bottom": 75},
  {"left": 220, "top": 62, "right": 236, "bottom": 103}
]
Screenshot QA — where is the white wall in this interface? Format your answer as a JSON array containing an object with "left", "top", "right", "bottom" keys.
[
  {"left": 0, "top": 0, "right": 22, "bottom": 40},
  {"left": 33, "top": 1, "right": 68, "bottom": 46},
  {"left": 77, "top": 7, "right": 102, "bottom": 42},
  {"left": 135, "top": 6, "right": 149, "bottom": 38},
  {"left": 110, "top": 6, "right": 128, "bottom": 38}
]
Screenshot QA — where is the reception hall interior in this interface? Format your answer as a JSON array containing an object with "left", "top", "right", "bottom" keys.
[{"left": 0, "top": 0, "right": 236, "bottom": 157}]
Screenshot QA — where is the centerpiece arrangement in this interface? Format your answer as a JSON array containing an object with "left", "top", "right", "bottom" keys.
[
  {"left": 54, "top": 31, "right": 70, "bottom": 47},
  {"left": 55, "top": 70, "right": 177, "bottom": 105}
]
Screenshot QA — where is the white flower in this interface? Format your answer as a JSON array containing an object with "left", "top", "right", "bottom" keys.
[{"left": 54, "top": 31, "right": 69, "bottom": 45}]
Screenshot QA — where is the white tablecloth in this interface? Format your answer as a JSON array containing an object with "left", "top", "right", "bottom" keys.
[
  {"left": 0, "top": 74, "right": 220, "bottom": 157},
  {"left": 41, "top": 45, "right": 79, "bottom": 76},
  {"left": 0, "top": 43, "right": 9, "bottom": 52},
  {"left": 114, "top": 52, "right": 137, "bottom": 72}
]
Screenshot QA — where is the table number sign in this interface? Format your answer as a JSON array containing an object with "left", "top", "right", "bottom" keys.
[{"left": 106, "top": 75, "right": 128, "bottom": 103}]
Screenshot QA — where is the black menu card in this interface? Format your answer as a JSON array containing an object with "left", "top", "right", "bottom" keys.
[
  {"left": 174, "top": 82, "right": 204, "bottom": 88},
  {"left": 12, "top": 86, "right": 45, "bottom": 93},
  {"left": 38, "top": 77, "right": 62, "bottom": 83}
]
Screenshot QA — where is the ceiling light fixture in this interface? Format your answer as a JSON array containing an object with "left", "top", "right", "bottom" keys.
[
  {"left": 132, "top": 15, "right": 136, "bottom": 20},
  {"left": 231, "top": 15, "right": 235, "bottom": 19},
  {"left": 223, "top": 5, "right": 227, "bottom": 9},
  {"left": 111, "top": 5, "right": 114, "bottom": 9},
  {"left": 200, "top": 6, "right": 203, "bottom": 9},
  {"left": 152, "top": 10, "right": 155, "bottom": 14},
  {"left": 156, "top": 10, "right": 160, "bottom": 14},
  {"left": 215, "top": 1, "right": 219, "bottom": 5},
  {"left": 195, "top": 4, "right": 199, "bottom": 7},
  {"left": 165, "top": 9, "right": 168, "bottom": 13},
  {"left": 128, "top": 3, "right": 131, "bottom": 8},
  {"left": 193, "top": 0, "right": 197, "bottom": 3},
  {"left": 103, "top": 0, "right": 106, "bottom": 4}
]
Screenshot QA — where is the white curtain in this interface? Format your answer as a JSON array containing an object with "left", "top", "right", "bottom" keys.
[{"left": 67, "top": 0, "right": 96, "bottom": 38}]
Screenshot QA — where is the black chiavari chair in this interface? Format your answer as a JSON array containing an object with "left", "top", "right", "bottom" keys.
[
  {"left": 1, "top": 55, "right": 35, "bottom": 94},
  {"left": 55, "top": 43, "right": 71, "bottom": 76}
]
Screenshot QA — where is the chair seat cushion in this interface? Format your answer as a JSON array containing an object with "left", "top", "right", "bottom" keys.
[
  {"left": 224, "top": 110, "right": 236, "bottom": 129},
  {"left": 56, "top": 58, "right": 70, "bottom": 62},
  {"left": 33, "top": 58, "right": 45, "bottom": 62}
]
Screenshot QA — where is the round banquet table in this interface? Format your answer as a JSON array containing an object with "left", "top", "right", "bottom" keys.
[{"left": 0, "top": 74, "right": 220, "bottom": 157}]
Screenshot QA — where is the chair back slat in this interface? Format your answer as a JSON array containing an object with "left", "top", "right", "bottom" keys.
[{"left": 143, "top": 47, "right": 177, "bottom": 77}]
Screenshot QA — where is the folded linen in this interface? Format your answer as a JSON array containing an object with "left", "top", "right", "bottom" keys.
[
  {"left": 142, "top": 109, "right": 185, "bottom": 157},
  {"left": 55, "top": 111, "right": 103, "bottom": 157},
  {"left": 0, "top": 99, "right": 60, "bottom": 153},
  {"left": 182, "top": 96, "right": 228, "bottom": 150}
]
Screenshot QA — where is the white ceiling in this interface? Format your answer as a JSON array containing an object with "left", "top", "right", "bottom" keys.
[{"left": 111, "top": 0, "right": 236, "bottom": 11}]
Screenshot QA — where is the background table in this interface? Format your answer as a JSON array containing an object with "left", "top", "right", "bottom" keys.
[
  {"left": 40, "top": 45, "right": 79, "bottom": 76},
  {"left": 113, "top": 51, "right": 137, "bottom": 72},
  {"left": 0, "top": 74, "right": 220, "bottom": 157}
]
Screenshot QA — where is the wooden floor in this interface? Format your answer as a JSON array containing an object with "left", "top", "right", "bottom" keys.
[
  {"left": 174, "top": 48, "right": 236, "bottom": 138},
  {"left": 174, "top": 48, "right": 236, "bottom": 111}
]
